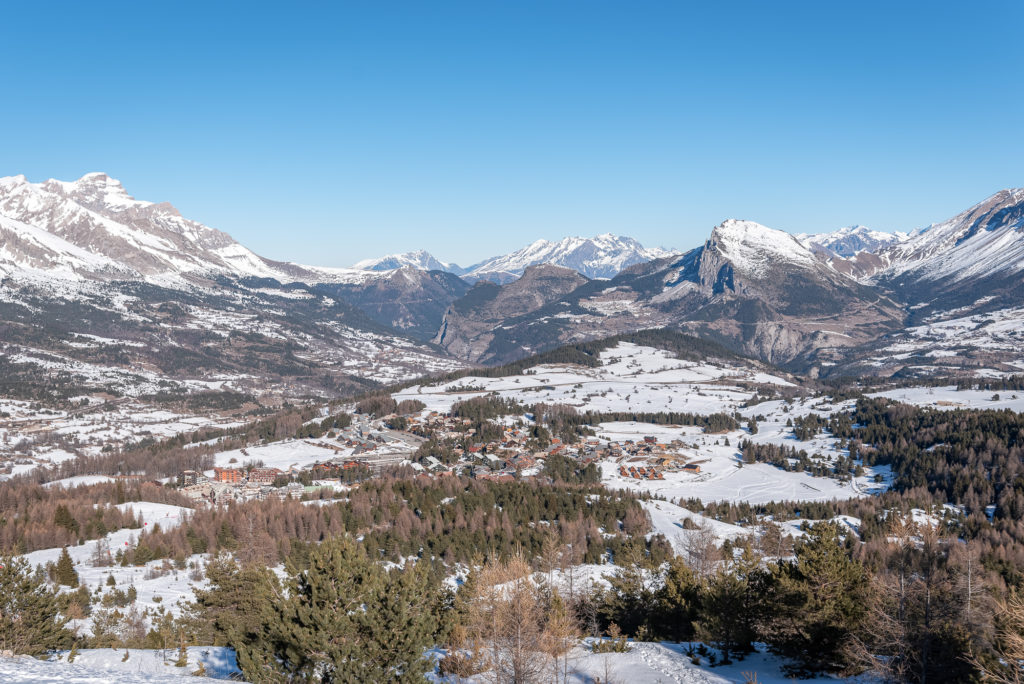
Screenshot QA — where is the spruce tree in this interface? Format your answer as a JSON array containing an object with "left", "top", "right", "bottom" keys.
[
  {"left": 56, "top": 547, "right": 79, "bottom": 587},
  {"left": 0, "top": 555, "right": 73, "bottom": 656}
]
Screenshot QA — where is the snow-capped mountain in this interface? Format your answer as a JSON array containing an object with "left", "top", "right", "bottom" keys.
[
  {"left": 352, "top": 249, "right": 463, "bottom": 274},
  {"left": 435, "top": 218, "right": 903, "bottom": 367},
  {"left": 463, "top": 233, "right": 676, "bottom": 283},
  {"left": 878, "top": 188, "right": 1024, "bottom": 285},
  {"left": 798, "top": 225, "right": 908, "bottom": 259},
  {"left": 704, "top": 219, "right": 820, "bottom": 278},
  {"left": 351, "top": 234, "right": 675, "bottom": 282},
  {"left": 0, "top": 173, "right": 376, "bottom": 285}
]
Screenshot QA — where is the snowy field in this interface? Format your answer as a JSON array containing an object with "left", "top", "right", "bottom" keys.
[
  {"left": 0, "top": 397, "right": 245, "bottom": 480},
  {"left": 394, "top": 342, "right": 793, "bottom": 416},
  {"left": 211, "top": 437, "right": 354, "bottom": 470},
  {"left": 868, "top": 385, "right": 1024, "bottom": 412},
  {"left": 396, "top": 343, "right": 890, "bottom": 507},
  {"left": 0, "top": 641, "right": 859, "bottom": 683},
  {"left": 23, "top": 502, "right": 202, "bottom": 636},
  {"left": 1, "top": 647, "right": 238, "bottom": 682},
  {"left": 874, "top": 303, "right": 1024, "bottom": 372}
]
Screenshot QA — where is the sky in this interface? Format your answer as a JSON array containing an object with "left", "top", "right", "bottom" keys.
[{"left": 0, "top": 1, "right": 1021, "bottom": 267}]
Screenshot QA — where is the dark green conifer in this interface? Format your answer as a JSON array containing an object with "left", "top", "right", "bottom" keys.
[
  {"left": 56, "top": 547, "right": 78, "bottom": 587},
  {"left": 0, "top": 555, "right": 73, "bottom": 655},
  {"left": 234, "top": 536, "right": 438, "bottom": 683},
  {"left": 763, "top": 521, "right": 869, "bottom": 674}
]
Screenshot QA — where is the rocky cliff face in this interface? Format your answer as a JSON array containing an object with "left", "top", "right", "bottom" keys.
[
  {"left": 431, "top": 220, "right": 906, "bottom": 370},
  {"left": 316, "top": 267, "right": 470, "bottom": 341},
  {"left": 434, "top": 264, "right": 590, "bottom": 362}
]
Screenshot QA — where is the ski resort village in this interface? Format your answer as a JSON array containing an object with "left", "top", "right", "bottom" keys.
[
  {"left": 2, "top": 169, "right": 1024, "bottom": 683},
  {"left": 4, "top": 6, "right": 1024, "bottom": 678}
]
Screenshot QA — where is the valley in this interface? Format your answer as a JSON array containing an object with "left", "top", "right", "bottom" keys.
[{"left": 1, "top": 174, "right": 1023, "bottom": 683}]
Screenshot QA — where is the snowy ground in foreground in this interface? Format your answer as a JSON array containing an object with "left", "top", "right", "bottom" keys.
[
  {"left": 1, "top": 647, "right": 238, "bottom": 683},
  {"left": 0, "top": 642, "right": 870, "bottom": 683},
  {"left": 548, "top": 641, "right": 857, "bottom": 684}
]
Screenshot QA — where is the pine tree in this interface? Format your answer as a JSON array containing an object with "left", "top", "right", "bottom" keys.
[
  {"left": 54, "top": 505, "right": 80, "bottom": 536},
  {"left": 653, "top": 556, "right": 702, "bottom": 642},
  {"left": 233, "top": 536, "right": 439, "bottom": 683},
  {"left": 189, "top": 553, "right": 280, "bottom": 647},
  {"left": 175, "top": 634, "right": 188, "bottom": 667},
  {"left": 56, "top": 547, "right": 79, "bottom": 587},
  {"left": 0, "top": 555, "right": 73, "bottom": 656},
  {"left": 763, "top": 521, "right": 869, "bottom": 674},
  {"left": 696, "top": 545, "right": 763, "bottom": 663}
]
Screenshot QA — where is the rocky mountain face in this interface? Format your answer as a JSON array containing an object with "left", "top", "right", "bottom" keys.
[
  {"left": 316, "top": 267, "right": 470, "bottom": 341},
  {"left": 0, "top": 173, "right": 379, "bottom": 285},
  {"left": 0, "top": 174, "right": 463, "bottom": 399},
  {"left": 831, "top": 188, "right": 1024, "bottom": 376},
  {"left": 433, "top": 265, "right": 590, "bottom": 362},
  {"left": 432, "top": 220, "right": 906, "bottom": 370}
]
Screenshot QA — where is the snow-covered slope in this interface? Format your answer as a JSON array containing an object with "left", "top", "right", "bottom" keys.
[
  {"left": 798, "top": 225, "right": 908, "bottom": 258},
  {"left": 704, "top": 219, "right": 820, "bottom": 277},
  {"left": 352, "top": 249, "right": 463, "bottom": 274},
  {"left": 879, "top": 188, "right": 1024, "bottom": 284},
  {"left": 463, "top": 233, "right": 676, "bottom": 283},
  {"left": 0, "top": 173, "right": 378, "bottom": 285}
]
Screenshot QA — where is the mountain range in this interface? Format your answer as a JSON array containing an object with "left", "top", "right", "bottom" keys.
[
  {"left": 1, "top": 172, "right": 1023, "bottom": 399},
  {"left": 349, "top": 233, "right": 676, "bottom": 283}
]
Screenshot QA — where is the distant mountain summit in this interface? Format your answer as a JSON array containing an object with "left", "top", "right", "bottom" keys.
[
  {"left": 798, "top": 225, "right": 908, "bottom": 258},
  {"left": 352, "top": 249, "right": 464, "bottom": 274},
  {"left": 462, "top": 233, "right": 676, "bottom": 283},
  {"left": 0, "top": 173, "right": 377, "bottom": 284},
  {"left": 354, "top": 233, "right": 675, "bottom": 283}
]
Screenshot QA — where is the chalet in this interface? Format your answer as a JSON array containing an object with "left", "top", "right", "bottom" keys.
[
  {"left": 682, "top": 463, "right": 701, "bottom": 473},
  {"left": 643, "top": 436, "right": 657, "bottom": 444}
]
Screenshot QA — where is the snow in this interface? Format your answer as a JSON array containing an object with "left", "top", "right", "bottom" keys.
[
  {"left": 641, "top": 499, "right": 749, "bottom": 551},
  {"left": 42, "top": 475, "right": 115, "bottom": 489},
  {"left": 709, "top": 219, "right": 818, "bottom": 277},
  {"left": 1, "top": 641, "right": 869, "bottom": 683},
  {"left": 869, "top": 385, "right": 1024, "bottom": 412},
  {"left": 396, "top": 343, "right": 887, "bottom": 507},
  {"left": 212, "top": 438, "right": 361, "bottom": 470},
  {"left": 463, "top": 233, "right": 676, "bottom": 282},
  {"left": 353, "top": 249, "right": 461, "bottom": 273},
  {"left": 0, "top": 647, "right": 237, "bottom": 682},
  {"left": 880, "top": 187, "right": 1024, "bottom": 283},
  {"left": 395, "top": 342, "right": 792, "bottom": 417},
  {"left": 435, "top": 641, "right": 856, "bottom": 683},
  {"left": 798, "top": 225, "right": 908, "bottom": 258}
]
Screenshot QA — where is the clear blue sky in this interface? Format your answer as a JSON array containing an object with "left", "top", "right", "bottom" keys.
[{"left": 1, "top": 1, "right": 1021, "bottom": 267}]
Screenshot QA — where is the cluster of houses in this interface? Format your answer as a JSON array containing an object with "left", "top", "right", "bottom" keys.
[
  {"left": 176, "top": 467, "right": 317, "bottom": 504},
  {"left": 169, "top": 410, "right": 711, "bottom": 502},
  {"left": 407, "top": 412, "right": 707, "bottom": 482}
]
